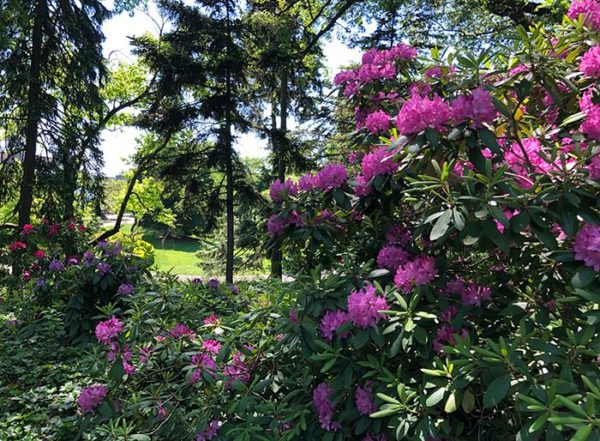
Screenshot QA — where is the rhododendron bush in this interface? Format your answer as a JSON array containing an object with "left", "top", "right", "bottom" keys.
[{"left": 263, "top": 6, "right": 599, "bottom": 441}]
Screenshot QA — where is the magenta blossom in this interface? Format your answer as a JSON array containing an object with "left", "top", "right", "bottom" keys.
[
  {"left": 95, "top": 317, "right": 123, "bottom": 345},
  {"left": 314, "top": 163, "right": 348, "bottom": 191},
  {"left": 77, "top": 385, "right": 108, "bottom": 413},
  {"left": 196, "top": 419, "right": 221, "bottom": 441},
  {"left": 580, "top": 45, "right": 600, "bottom": 77},
  {"left": 574, "top": 223, "right": 600, "bottom": 270},
  {"left": 568, "top": 0, "right": 600, "bottom": 29},
  {"left": 365, "top": 110, "right": 391, "bottom": 134},
  {"left": 269, "top": 178, "right": 298, "bottom": 202},
  {"left": 394, "top": 256, "right": 438, "bottom": 292},
  {"left": 355, "top": 384, "right": 377, "bottom": 415},
  {"left": 202, "top": 339, "right": 222, "bottom": 355},
  {"left": 320, "top": 310, "right": 351, "bottom": 341},
  {"left": 395, "top": 93, "right": 451, "bottom": 135},
  {"left": 347, "top": 285, "right": 389, "bottom": 328},
  {"left": 377, "top": 245, "right": 410, "bottom": 271},
  {"left": 313, "top": 382, "right": 341, "bottom": 431}
]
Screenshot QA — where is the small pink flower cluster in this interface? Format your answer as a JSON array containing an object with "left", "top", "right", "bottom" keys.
[
  {"left": 580, "top": 45, "right": 600, "bottom": 78},
  {"left": 320, "top": 310, "right": 351, "bottom": 341},
  {"left": 386, "top": 224, "right": 412, "bottom": 246},
  {"left": 77, "top": 384, "right": 108, "bottom": 413},
  {"left": 451, "top": 87, "right": 496, "bottom": 127},
  {"left": 355, "top": 384, "right": 377, "bottom": 415},
  {"left": 433, "top": 324, "right": 469, "bottom": 354},
  {"left": 362, "top": 434, "right": 387, "bottom": 441},
  {"left": 347, "top": 285, "right": 389, "bottom": 328},
  {"left": 313, "top": 163, "right": 348, "bottom": 191},
  {"left": 267, "top": 211, "right": 304, "bottom": 236},
  {"left": 196, "top": 419, "right": 220, "bottom": 441},
  {"left": 224, "top": 351, "right": 252, "bottom": 386},
  {"left": 95, "top": 317, "right": 123, "bottom": 345},
  {"left": 169, "top": 323, "right": 196, "bottom": 338},
  {"left": 574, "top": 223, "right": 600, "bottom": 270},
  {"left": 445, "top": 278, "right": 492, "bottom": 306},
  {"left": 365, "top": 110, "right": 391, "bottom": 134},
  {"left": 589, "top": 155, "right": 600, "bottom": 180},
  {"left": 269, "top": 178, "right": 298, "bottom": 202},
  {"left": 580, "top": 89, "right": 600, "bottom": 141},
  {"left": 189, "top": 352, "right": 217, "bottom": 384},
  {"left": 312, "top": 382, "right": 341, "bottom": 431},
  {"left": 395, "top": 93, "right": 451, "bottom": 135},
  {"left": 377, "top": 245, "right": 410, "bottom": 270},
  {"left": 358, "top": 145, "right": 400, "bottom": 184},
  {"left": 568, "top": 0, "right": 600, "bottom": 29},
  {"left": 394, "top": 256, "right": 438, "bottom": 292}
]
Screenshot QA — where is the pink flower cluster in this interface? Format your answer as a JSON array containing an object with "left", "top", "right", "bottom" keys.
[
  {"left": 77, "top": 384, "right": 108, "bottom": 413},
  {"left": 386, "top": 224, "right": 412, "bottom": 246},
  {"left": 568, "top": 0, "right": 600, "bottom": 29},
  {"left": 267, "top": 211, "right": 304, "bottom": 236},
  {"left": 377, "top": 245, "right": 409, "bottom": 270},
  {"left": 95, "top": 317, "right": 123, "bottom": 345},
  {"left": 394, "top": 256, "right": 437, "bottom": 292},
  {"left": 580, "top": 45, "right": 600, "bottom": 78},
  {"left": 451, "top": 87, "right": 496, "bottom": 127},
  {"left": 433, "top": 324, "right": 469, "bottom": 354},
  {"left": 313, "top": 163, "right": 348, "bottom": 191},
  {"left": 196, "top": 419, "right": 220, "bottom": 441},
  {"left": 355, "top": 384, "right": 377, "bottom": 415},
  {"left": 190, "top": 352, "right": 217, "bottom": 384},
  {"left": 360, "top": 146, "right": 400, "bottom": 183},
  {"left": 580, "top": 89, "right": 600, "bottom": 141},
  {"left": 504, "top": 138, "right": 563, "bottom": 187},
  {"left": 589, "top": 155, "right": 600, "bottom": 180},
  {"left": 269, "top": 178, "right": 298, "bottom": 202},
  {"left": 224, "top": 351, "right": 252, "bottom": 386},
  {"left": 445, "top": 278, "right": 492, "bottom": 306},
  {"left": 320, "top": 310, "right": 351, "bottom": 341},
  {"left": 312, "top": 382, "right": 341, "bottom": 431},
  {"left": 395, "top": 93, "right": 451, "bottom": 135},
  {"left": 347, "top": 285, "right": 389, "bottom": 328},
  {"left": 574, "top": 223, "right": 600, "bottom": 270},
  {"left": 365, "top": 110, "right": 391, "bottom": 134},
  {"left": 169, "top": 323, "right": 196, "bottom": 338}
]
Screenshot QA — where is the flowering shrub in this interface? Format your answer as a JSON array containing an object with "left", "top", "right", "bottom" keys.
[
  {"left": 266, "top": 4, "right": 600, "bottom": 440},
  {"left": 0, "top": 222, "right": 153, "bottom": 340},
  {"left": 75, "top": 279, "right": 310, "bottom": 440}
]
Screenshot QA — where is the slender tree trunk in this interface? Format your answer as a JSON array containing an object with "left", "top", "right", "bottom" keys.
[
  {"left": 18, "top": 0, "right": 46, "bottom": 226},
  {"left": 270, "top": 69, "right": 288, "bottom": 279},
  {"left": 224, "top": 0, "right": 234, "bottom": 284}
]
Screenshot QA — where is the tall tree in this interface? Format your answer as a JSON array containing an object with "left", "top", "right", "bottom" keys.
[
  {"left": 0, "top": 0, "right": 109, "bottom": 225},
  {"left": 132, "top": 0, "right": 251, "bottom": 282}
]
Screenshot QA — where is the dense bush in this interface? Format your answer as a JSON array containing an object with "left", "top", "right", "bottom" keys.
[
  {"left": 264, "top": 4, "right": 600, "bottom": 441},
  {"left": 0, "top": 222, "right": 153, "bottom": 340}
]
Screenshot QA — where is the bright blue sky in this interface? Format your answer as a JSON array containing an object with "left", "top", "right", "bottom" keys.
[{"left": 100, "top": 0, "right": 361, "bottom": 176}]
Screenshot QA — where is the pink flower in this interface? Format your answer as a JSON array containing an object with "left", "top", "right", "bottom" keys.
[
  {"left": 7, "top": 241, "right": 27, "bottom": 252},
  {"left": 461, "top": 282, "right": 492, "bottom": 306},
  {"left": 95, "top": 317, "right": 123, "bottom": 345},
  {"left": 377, "top": 245, "right": 410, "bottom": 270},
  {"left": 355, "top": 384, "right": 377, "bottom": 415},
  {"left": 359, "top": 146, "right": 400, "bottom": 182},
  {"left": 433, "top": 324, "right": 469, "bottom": 354},
  {"left": 48, "top": 223, "right": 60, "bottom": 237},
  {"left": 224, "top": 352, "right": 252, "bottom": 385},
  {"left": 333, "top": 69, "right": 357, "bottom": 85},
  {"left": 34, "top": 250, "right": 46, "bottom": 259},
  {"left": 395, "top": 93, "right": 451, "bottom": 135},
  {"left": 269, "top": 178, "right": 298, "bottom": 202},
  {"left": 451, "top": 87, "right": 496, "bottom": 127},
  {"left": 386, "top": 224, "right": 412, "bottom": 246},
  {"left": 267, "top": 214, "right": 287, "bottom": 236},
  {"left": 202, "top": 339, "right": 222, "bottom": 355},
  {"left": 320, "top": 310, "right": 351, "bottom": 341},
  {"left": 580, "top": 91, "right": 600, "bottom": 140},
  {"left": 365, "top": 111, "right": 391, "bottom": 134},
  {"left": 440, "top": 306, "right": 457, "bottom": 322},
  {"left": 299, "top": 173, "right": 315, "bottom": 191},
  {"left": 568, "top": 0, "right": 600, "bottom": 29},
  {"left": 588, "top": 155, "right": 600, "bottom": 180},
  {"left": 21, "top": 224, "right": 34, "bottom": 235},
  {"left": 203, "top": 314, "right": 219, "bottom": 325},
  {"left": 140, "top": 347, "right": 153, "bottom": 364},
  {"left": 314, "top": 163, "right": 348, "bottom": 191},
  {"left": 347, "top": 285, "right": 389, "bottom": 328},
  {"left": 313, "top": 382, "right": 341, "bottom": 431},
  {"left": 574, "top": 223, "right": 600, "bottom": 271},
  {"left": 580, "top": 45, "right": 600, "bottom": 77},
  {"left": 394, "top": 256, "right": 437, "bottom": 292},
  {"left": 504, "top": 138, "right": 557, "bottom": 187},
  {"left": 77, "top": 385, "right": 108, "bottom": 413},
  {"left": 363, "top": 434, "right": 387, "bottom": 441},
  {"left": 196, "top": 419, "right": 220, "bottom": 441},
  {"left": 169, "top": 323, "right": 196, "bottom": 338},
  {"left": 157, "top": 400, "right": 169, "bottom": 420}
]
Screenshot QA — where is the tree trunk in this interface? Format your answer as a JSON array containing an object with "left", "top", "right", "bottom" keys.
[
  {"left": 17, "top": 0, "right": 46, "bottom": 226},
  {"left": 270, "top": 69, "right": 288, "bottom": 279},
  {"left": 224, "top": 0, "right": 234, "bottom": 284}
]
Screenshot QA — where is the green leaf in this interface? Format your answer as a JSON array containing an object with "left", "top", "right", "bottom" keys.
[
  {"left": 430, "top": 210, "right": 452, "bottom": 240},
  {"left": 462, "top": 389, "right": 475, "bottom": 413},
  {"left": 571, "top": 265, "right": 595, "bottom": 288},
  {"left": 529, "top": 414, "right": 547, "bottom": 433},
  {"left": 426, "top": 387, "right": 447, "bottom": 407},
  {"left": 130, "top": 436, "right": 152, "bottom": 441},
  {"left": 444, "top": 392, "right": 458, "bottom": 413},
  {"left": 477, "top": 128, "right": 501, "bottom": 155},
  {"left": 483, "top": 374, "right": 511, "bottom": 408},
  {"left": 570, "top": 425, "right": 592, "bottom": 441}
]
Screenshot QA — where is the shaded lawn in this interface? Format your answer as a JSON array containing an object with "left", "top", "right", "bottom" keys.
[{"left": 142, "top": 233, "right": 203, "bottom": 275}]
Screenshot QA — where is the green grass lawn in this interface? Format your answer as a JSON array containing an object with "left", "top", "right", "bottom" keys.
[{"left": 142, "top": 234, "right": 203, "bottom": 275}]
